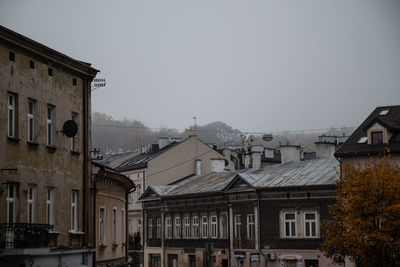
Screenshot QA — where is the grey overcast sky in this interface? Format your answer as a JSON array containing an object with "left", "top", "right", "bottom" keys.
[{"left": 1, "top": 0, "right": 399, "bottom": 133}]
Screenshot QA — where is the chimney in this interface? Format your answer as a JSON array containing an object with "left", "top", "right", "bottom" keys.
[
  {"left": 251, "top": 145, "right": 263, "bottom": 171},
  {"left": 211, "top": 159, "right": 225, "bottom": 173},
  {"left": 195, "top": 159, "right": 202, "bottom": 175},
  {"left": 280, "top": 145, "right": 301, "bottom": 164},
  {"left": 314, "top": 141, "right": 336, "bottom": 159}
]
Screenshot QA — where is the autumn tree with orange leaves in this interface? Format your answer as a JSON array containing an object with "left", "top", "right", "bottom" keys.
[{"left": 321, "top": 156, "right": 400, "bottom": 267}]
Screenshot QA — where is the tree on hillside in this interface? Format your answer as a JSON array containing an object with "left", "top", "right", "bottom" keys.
[{"left": 321, "top": 156, "right": 400, "bottom": 267}]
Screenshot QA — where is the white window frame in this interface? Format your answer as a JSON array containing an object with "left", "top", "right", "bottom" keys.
[
  {"left": 192, "top": 216, "right": 199, "bottom": 238},
  {"left": 71, "top": 112, "right": 78, "bottom": 151},
  {"left": 304, "top": 212, "right": 318, "bottom": 238},
  {"left": 7, "top": 93, "right": 16, "bottom": 138},
  {"left": 99, "top": 206, "right": 106, "bottom": 245},
  {"left": 46, "top": 188, "right": 54, "bottom": 225},
  {"left": 211, "top": 216, "right": 217, "bottom": 239},
  {"left": 183, "top": 216, "right": 190, "bottom": 238},
  {"left": 166, "top": 217, "right": 172, "bottom": 239},
  {"left": 247, "top": 214, "right": 255, "bottom": 239},
  {"left": 6, "top": 184, "right": 16, "bottom": 223},
  {"left": 201, "top": 216, "right": 208, "bottom": 239},
  {"left": 27, "top": 185, "right": 36, "bottom": 223},
  {"left": 112, "top": 207, "right": 117, "bottom": 244},
  {"left": 27, "top": 99, "right": 36, "bottom": 142},
  {"left": 148, "top": 218, "right": 153, "bottom": 238},
  {"left": 71, "top": 191, "right": 78, "bottom": 232},
  {"left": 284, "top": 212, "right": 296, "bottom": 237},
  {"left": 234, "top": 215, "right": 241, "bottom": 240},
  {"left": 47, "top": 105, "right": 55, "bottom": 146},
  {"left": 156, "top": 217, "right": 161, "bottom": 238},
  {"left": 220, "top": 213, "right": 228, "bottom": 239},
  {"left": 175, "top": 217, "right": 181, "bottom": 238}
]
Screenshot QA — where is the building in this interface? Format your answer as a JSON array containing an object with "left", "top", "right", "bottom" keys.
[
  {"left": 92, "top": 162, "right": 135, "bottom": 267},
  {"left": 0, "top": 25, "right": 98, "bottom": 266},
  {"left": 97, "top": 135, "right": 237, "bottom": 265},
  {"left": 335, "top": 105, "right": 400, "bottom": 163},
  {"left": 140, "top": 142, "right": 343, "bottom": 267}
]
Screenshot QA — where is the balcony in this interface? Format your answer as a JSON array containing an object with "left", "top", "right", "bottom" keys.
[{"left": 0, "top": 223, "right": 55, "bottom": 249}]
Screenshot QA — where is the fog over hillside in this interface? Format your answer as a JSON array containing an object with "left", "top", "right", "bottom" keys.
[{"left": 92, "top": 111, "right": 354, "bottom": 153}]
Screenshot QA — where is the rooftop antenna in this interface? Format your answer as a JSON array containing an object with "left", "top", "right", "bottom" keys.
[{"left": 193, "top": 116, "right": 197, "bottom": 136}]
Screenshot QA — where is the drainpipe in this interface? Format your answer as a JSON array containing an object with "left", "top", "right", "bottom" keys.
[
  {"left": 82, "top": 76, "right": 88, "bottom": 248},
  {"left": 161, "top": 199, "right": 165, "bottom": 267},
  {"left": 127, "top": 185, "right": 137, "bottom": 263},
  {"left": 256, "top": 190, "right": 261, "bottom": 255},
  {"left": 92, "top": 169, "right": 97, "bottom": 267}
]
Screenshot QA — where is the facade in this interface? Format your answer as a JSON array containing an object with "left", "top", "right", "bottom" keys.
[
  {"left": 98, "top": 135, "right": 237, "bottom": 265},
  {"left": 0, "top": 25, "right": 98, "bottom": 266},
  {"left": 92, "top": 162, "right": 135, "bottom": 267},
  {"left": 140, "top": 143, "right": 342, "bottom": 267}
]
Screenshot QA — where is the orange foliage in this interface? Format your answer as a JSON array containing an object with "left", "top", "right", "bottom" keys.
[{"left": 321, "top": 156, "right": 400, "bottom": 267}]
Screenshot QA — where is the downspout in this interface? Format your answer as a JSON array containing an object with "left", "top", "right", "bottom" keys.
[
  {"left": 82, "top": 75, "right": 88, "bottom": 248},
  {"left": 92, "top": 169, "right": 97, "bottom": 267},
  {"left": 256, "top": 189, "right": 261, "bottom": 255},
  {"left": 127, "top": 185, "right": 137, "bottom": 263},
  {"left": 161, "top": 198, "right": 165, "bottom": 267}
]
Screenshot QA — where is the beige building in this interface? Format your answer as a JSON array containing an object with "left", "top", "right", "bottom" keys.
[
  {"left": 0, "top": 25, "right": 98, "bottom": 266},
  {"left": 98, "top": 135, "right": 236, "bottom": 265},
  {"left": 92, "top": 162, "right": 135, "bottom": 267}
]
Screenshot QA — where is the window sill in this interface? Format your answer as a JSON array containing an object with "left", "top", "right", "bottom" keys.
[
  {"left": 69, "top": 230, "right": 84, "bottom": 235},
  {"left": 112, "top": 243, "right": 119, "bottom": 248},
  {"left": 7, "top": 136, "right": 20, "bottom": 144},
  {"left": 99, "top": 244, "right": 107, "bottom": 249},
  {"left": 47, "top": 145, "right": 57, "bottom": 153},
  {"left": 27, "top": 141, "right": 39, "bottom": 149},
  {"left": 71, "top": 150, "right": 80, "bottom": 156}
]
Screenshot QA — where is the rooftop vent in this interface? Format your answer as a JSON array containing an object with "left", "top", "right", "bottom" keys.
[
  {"left": 379, "top": 109, "right": 390, "bottom": 116},
  {"left": 357, "top": 137, "right": 368, "bottom": 143}
]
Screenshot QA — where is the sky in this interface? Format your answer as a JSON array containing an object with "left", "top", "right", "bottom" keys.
[{"left": 1, "top": 0, "right": 399, "bottom": 133}]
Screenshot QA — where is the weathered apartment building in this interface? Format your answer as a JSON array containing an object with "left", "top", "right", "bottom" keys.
[
  {"left": 140, "top": 142, "right": 344, "bottom": 267},
  {"left": 0, "top": 25, "right": 99, "bottom": 266},
  {"left": 97, "top": 135, "right": 237, "bottom": 265}
]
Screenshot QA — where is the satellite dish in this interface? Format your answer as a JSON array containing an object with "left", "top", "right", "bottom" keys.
[{"left": 62, "top": 120, "right": 78, "bottom": 137}]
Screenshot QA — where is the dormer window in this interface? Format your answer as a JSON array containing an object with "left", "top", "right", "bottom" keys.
[
  {"left": 379, "top": 109, "right": 390, "bottom": 116},
  {"left": 371, "top": 131, "right": 383, "bottom": 145}
]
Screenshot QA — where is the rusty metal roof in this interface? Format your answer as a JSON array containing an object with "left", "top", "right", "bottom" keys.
[{"left": 239, "top": 158, "right": 339, "bottom": 188}]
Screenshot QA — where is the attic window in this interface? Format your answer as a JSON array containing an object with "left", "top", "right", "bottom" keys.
[
  {"left": 48, "top": 68, "right": 53, "bottom": 76},
  {"left": 371, "top": 131, "right": 383, "bottom": 145},
  {"left": 9, "top": 51, "right": 15, "bottom": 61},
  {"left": 357, "top": 137, "right": 368, "bottom": 144},
  {"left": 73, "top": 78, "right": 77, "bottom": 86},
  {"left": 29, "top": 60, "right": 35, "bottom": 69},
  {"left": 379, "top": 109, "right": 390, "bottom": 116}
]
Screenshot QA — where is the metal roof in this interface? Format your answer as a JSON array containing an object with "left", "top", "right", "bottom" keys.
[{"left": 239, "top": 158, "right": 339, "bottom": 188}]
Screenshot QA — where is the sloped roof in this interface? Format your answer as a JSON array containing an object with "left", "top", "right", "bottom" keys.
[
  {"left": 335, "top": 105, "right": 400, "bottom": 157},
  {"left": 237, "top": 158, "right": 338, "bottom": 188}
]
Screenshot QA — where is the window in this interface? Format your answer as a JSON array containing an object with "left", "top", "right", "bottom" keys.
[
  {"left": 112, "top": 207, "right": 117, "bottom": 244},
  {"left": 166, "top": 217, "right": 172, "bottom": 238},
  {"left": 71, "top": 191, "right": 78, "bottom": 231},
  {"left": 192, "top": 216, "right": 199, "bottom": 238},
  {"left": 148, "top": 218, "right": 153, "bottom": 238},
  {"left": 201, "top": 216, "right": 208, "bottom": 238},
  {"left": 211, "top": 216, "right": 217, "bottom": 238},
  {"left": 48, "top": 68, "right": 53, "bottom": 76},
  {"left": 138, "top": 219, "right": 142, "bottom": 235},
  {"left": 71, "top": 112, "right": 78, "bottom": 150},
  {"left": 175, "top": 217, "right": 181, "bottom": 238},
  {"left": 7, "top": 93, "right": 17, "bottom": 138},
  {"left": 27, "top": 186, "right": 36, "bottom": 223},
  {"left": 284, "top": 212, "right": 296, "bottom": 237},
  {"left": 9, "top": 51, "right": 15, "bottom": 61},
  {"left": 220, "top": 214, "right": 228, "bottom": 238},
  {"left": 29, "top": 60, "right": 35, "bottom": 69},
  {"left": 247, "top": 214, "right": 255, "bottom": 239},
  {"left": 27, "top": 99, "right": 36, "bottom": 142},
  {"left": 73, "top": 78, "right": 77, "bottom": 86},
  {"left": 47, "top": 105, "right": 55, "bottom": 146},
  {"left": 183, "top": 217, "right": 190, "bottom": 238},
  {"left": 46, "top": 188, "right": 54, "bottom": 225},
  {"left": 235, "top": 215, "right": 241, "bottom": 240},
  {"left": 156, "top": 217, "right": 161, "bottom": 238},
  {"left": 122, "top": 209, "right": 126, "bottom": 244},
  {"left": 6, "top": 184, "right": 16, "bottom": 223},
  {"left": 304, "top": 212, "right": 317, "bottom": 237},
  {"left": 371, "top": 131, "right": 383, "bottom": 145},
  {"left": 99, "top": 207, "right": 105, "bottom": 245}
]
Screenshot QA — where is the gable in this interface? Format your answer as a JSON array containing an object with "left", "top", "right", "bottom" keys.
[{"left": 224, "top": 175, "right": 253, "bottom": 191}]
